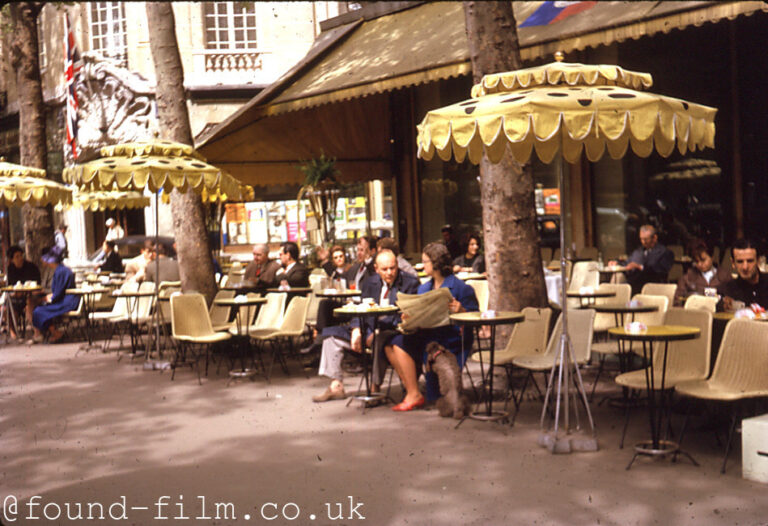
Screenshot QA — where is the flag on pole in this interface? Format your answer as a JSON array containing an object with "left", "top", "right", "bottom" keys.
[{"left": 64, "top": 14, "right": 80, "bottom": 159}]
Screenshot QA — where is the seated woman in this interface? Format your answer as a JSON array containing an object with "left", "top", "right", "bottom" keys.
[
  {"left": 328, "top": 245, "right": 350, "bottom": 284},
  {"left": 452, "top": 233, "right": 486, "bottom": 274},
  {"left": 387, "top": 242, "right": 479, "bottom": 411},
  {"left": 5, "top": 245, "right": 42, "bottom": 336},
  {"left": 32, "top": 246, "right": 79, "bottom": 343},
  {"left": 674, "top": 238, "right": 731, "bottom": 305}
]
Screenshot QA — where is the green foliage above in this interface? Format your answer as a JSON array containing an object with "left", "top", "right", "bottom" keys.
[{"left": 296, "top": 151, "right": 339, "bottom": 187}]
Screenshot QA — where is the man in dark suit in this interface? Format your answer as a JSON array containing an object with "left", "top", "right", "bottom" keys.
[
  {"left": 244, "top": 243, "right": 280, "bottom": 291},
  {"left": 98, "top": 240, "right": 123, "bottom": 273},
  {"left": 624, "top": 224, "right": 674, "bottom": 295},
  {"left": 344, "top": 235, "right": 376, "bottom": 290},
  {"left": 312, "top": 249, "right": 419, "bottom": 402},
  {"left": 274, "top": 241, "right": 309, "bottom": 288}
]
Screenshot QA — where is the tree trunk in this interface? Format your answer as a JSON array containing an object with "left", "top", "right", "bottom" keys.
[
  {"left": 463, "top": 2, "right": 548, "bottom": 318},
  {"left": 146, "top": 2, "right": 216, "bottom": 303},
  {"left": 9, "top": 2, "right": 54, "bottom": 267}
]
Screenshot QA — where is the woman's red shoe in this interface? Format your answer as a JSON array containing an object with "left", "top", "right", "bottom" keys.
[{"left": 392, "top": 396, "right": 425, "bottom": 412}]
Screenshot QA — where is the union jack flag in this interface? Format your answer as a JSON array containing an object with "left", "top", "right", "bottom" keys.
[{"left": 64, "top": 14, "right": 80, "bottom": 159}]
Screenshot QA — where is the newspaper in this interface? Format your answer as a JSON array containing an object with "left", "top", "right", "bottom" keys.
[{"left": 396, "top": 288, "right": 453, "bottom": 333}]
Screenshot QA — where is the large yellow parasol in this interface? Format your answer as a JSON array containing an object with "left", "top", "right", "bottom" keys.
[
  {"left": 416, "top": 54, "right": 717, "bottom": 454},
  {"left": 73, "top": 190, "right": 151, "bottom": 211},
  {"left": 63, "top": 140, "right": 244, "bottom": 199},
  {"left": 63, "top": 139, "right": 246, "bottom": 360},
  {"left": 417, "top": 57, "right": 716, "bottom": 166},
  {"left": 0, "top": 159, "right": 73, "bottom": 207}
]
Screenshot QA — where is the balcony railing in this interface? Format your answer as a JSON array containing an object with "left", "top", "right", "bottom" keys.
[
  {"left": 191, "top": 48, "right": 276, "bottom": 86},
  {"left": 201, "top": 49, "right": 263, "bottom": 73}
]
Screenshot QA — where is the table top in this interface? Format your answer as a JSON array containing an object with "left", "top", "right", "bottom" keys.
[
  {"left": 66, "top": 287, "right": 111, "bottom": 295},
  {"left": 450, "top": 311, "right": 524, "bottom": 327},
  {"left": 266, "top": 287, "right": 313, "bottom": 294},
  {"left": 112, "top": 290, "right": 156, "bottom": 298},
  {"left": 713, "top": 311, "right": 768, "bottom": 322},
  {"left": 214, "top": 297, "right": 267, "bottom": 306},
  {"left": 316, "top": 290, "right": 362, "bottom": 299},
  {"left": 221, "top": 281, "right": 257, "bottom": 290},
  {"left": 598, "top": 266, "right": 627, "bottom": 273},
  {"left": 334, "top": 305, "right": 399, "bottom": 317},
  {"left": 566, "top": 290, "right": 616, "bottom": 299},
  {"left": 1, "top": 285, "right": 42, "bottom": 292},
  {"left": 456, "top": 272, "right": 486, "bottom": 281},
  {"left": 593, "top": 303, "right": 659, "bottom": 314},
  {"left": 608, "top": 324, "right": 700, "bottom": 342}
]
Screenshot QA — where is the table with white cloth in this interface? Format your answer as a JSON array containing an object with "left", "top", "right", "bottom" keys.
[{"left": 544, "top": 273, "right": 562, "bottom": 305}]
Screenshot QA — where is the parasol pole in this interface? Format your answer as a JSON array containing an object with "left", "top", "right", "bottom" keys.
[{"left": 538, "top": 152, "right": 597, "bottom": 453}]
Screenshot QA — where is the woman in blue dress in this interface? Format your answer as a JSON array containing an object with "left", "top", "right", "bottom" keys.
[
  {"left": 389, "top": 242, "right": 479, "bottom": 411},
  {"left": 32, "top": 246, "right": 78, "bottom": 343}
]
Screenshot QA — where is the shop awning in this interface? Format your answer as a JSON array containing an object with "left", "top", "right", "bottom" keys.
[{"left": 198, "top": 1, "right": 767, "bottom": 187}]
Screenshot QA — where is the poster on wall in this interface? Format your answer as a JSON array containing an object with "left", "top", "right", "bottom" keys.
[
  {"left": 246, "top": 202, "right": 268, "bottom": 244},
  {"left": 543, "top": 188, "right": 561, "bottom": 215},
  {"left": 285, "top": 200, "right": 308, "bottom": 242}
]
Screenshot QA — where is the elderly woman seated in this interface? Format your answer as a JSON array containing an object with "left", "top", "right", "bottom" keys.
[
  {"left": 387, "top": 242, "right": 479, "bottom": 411},
  {"left": 31, "top": 246, "right": 78, "bottom": 343}
]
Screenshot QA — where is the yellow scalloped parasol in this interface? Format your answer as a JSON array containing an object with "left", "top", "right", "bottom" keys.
[
  {"left": 0, "top": 175, "right": 73, "bottom": 207},
  {"left": 417, "top": 57, "right": 716, "bottom": 165},
  {"left": 0, "top": 159, "right": 73, "bottom": 207},
  {"left": 416, "top": 54, "right": 717, "bottom": 454},
  {"left": 63, "top": 139, "right": 244, "bottom": 200},
  {"left": 0, "top": 159, "right": 47, "bottom": 178},
  {"left": 74, "top": 190, "right": 151, "bottom": 211}
]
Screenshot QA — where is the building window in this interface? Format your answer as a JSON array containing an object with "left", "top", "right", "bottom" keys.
[
  {"left": 89, "top": 2, "right": 127, "bottom": 65},
  {"left": 203, "top": 2, "right": 257, "bottom": 50}
]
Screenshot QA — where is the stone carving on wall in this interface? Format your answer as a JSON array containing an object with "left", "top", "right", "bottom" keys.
[{"left": 65, "top": 53, "right": 157, "bottom": 164}]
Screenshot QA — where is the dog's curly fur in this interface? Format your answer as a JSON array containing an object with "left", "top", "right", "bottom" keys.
[{"left": 425, "top": 342, "right": 470, "bottom": 419}]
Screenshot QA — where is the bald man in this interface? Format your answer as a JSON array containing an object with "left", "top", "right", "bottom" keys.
[
  {"left": 312, "top": 249, "right": 419, "bottom": 402},
  {"left": 244, "top": 243, "right": 280, "bottom": 290}
]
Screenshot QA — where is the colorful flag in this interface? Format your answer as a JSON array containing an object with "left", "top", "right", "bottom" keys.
[
  {"left": 519, "top": 1, "right": 597, "bottom": 28},
  {"left": 64, "top": 14, "right": 80, "bottom": 159}
]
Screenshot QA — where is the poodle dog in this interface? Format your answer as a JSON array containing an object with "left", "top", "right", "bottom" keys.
[{"left": 425, "top": 341, "right": 470, "bottom": 419}]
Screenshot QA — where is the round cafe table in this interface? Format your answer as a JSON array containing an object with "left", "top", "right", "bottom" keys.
[
  {"left": 111, "top": 289, "right": 156, "bottom": 359},
  {"left": 566, "top": 289, "right": 615, "bottom": 308},
  {"left": 593, "top": 303, "right": 659, "bottom": 373},
  {"left": 214, "top": 296, "right": 267, "bottom": 383},
  {"left": 333, "top": 304, "right": 399, "bottom": 407},
  {"left": 608, "top": 324, "right": 700, "bottom": 470},
  {"left": 450, "top": 311, "right": 524, "bottom": 425},
  {"left": 315, "top": 290, "right": 361, "bottom": 300},
  {"left": 1, "top": 285, "right": 43, "bottom": 340},
  {"left": 598, "top": 265, "right": 627, "bottom": 283},
  {"left": 66, "top": 287, "right": 110, "bottom": 352},
  {"left": 593, "top": 303, "right": 659, "bottom": 414}
]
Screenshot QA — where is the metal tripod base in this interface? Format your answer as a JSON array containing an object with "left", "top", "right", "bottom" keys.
[
  {"left": 626, "top": 440, "right": 699, "bottom": 470},
  {"left": 538, "top": 431, "right": 599, "bottom": 454}
]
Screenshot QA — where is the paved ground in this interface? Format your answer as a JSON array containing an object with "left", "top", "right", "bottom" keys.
[{"left": 1, "top": 339, "right": 767, "bottom": 526}]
